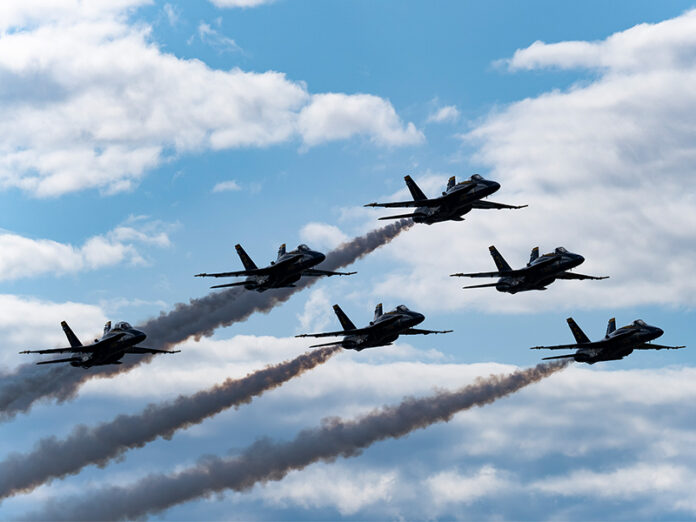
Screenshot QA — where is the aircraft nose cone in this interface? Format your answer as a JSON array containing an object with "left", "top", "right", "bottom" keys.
[
  {"left": 134, "top": 331, "right": 147, "bottom": 342},
  {"left": 413, "top": 312, "right": 425, "bottom": 324},
  {"left": 317, "top": 252, "right": 326, "bottom": 263},
  {"left": 490, "top": 181, "right": 501, "bottom": 191},
  {"left": 575, "top": 254, "right": 585, "bottom": 263},
  {"left": 653, "top": 327, "right": 664, "bottom": 337}
]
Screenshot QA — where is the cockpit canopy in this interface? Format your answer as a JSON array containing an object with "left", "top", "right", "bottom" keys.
[
  {"left": 471, "top": 174, "right": 483, "bottom": 181},
  {"left": 633, "top": 319, "right": 647, "bottom": 327},
  {"left": 395, "top": 305, "right": 410, "bottom": 312},
  {"left": 555, "top": 247, "right": 568, "bottom": 254},
  {"left": 297, "top": 244, "right": 310, "bottom": 252},
  {"left": 113, "top": 321, "right": 132, "bottom": 330}
]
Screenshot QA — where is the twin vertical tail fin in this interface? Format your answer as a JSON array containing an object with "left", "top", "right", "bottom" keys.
[
  {"left": 235, "top": 244, "right": 258, "bottom": 271},
  {"left": 103, "top": 321, "right": 111, "bottom": 336},
  {"left": 61, "top": 321, "right": 83, "bottom": 348},
  {"left": 374, "top": 303, "right": 383, "bottom": 321},
  {"left": 333, "top": 304, "right": 357, "bottom": 331},
  {"left": 277, "top": 243, "right": 286, "bottom": 260},
  {"left": 529, "top": 247, "right": 539, "bottom": 264},
  {"left": 404, "top": 175, "right": 427, "bottom": 201},
  {"left": 488, "top": 246, "right": 512, "bottom": 273},
  {"left": 566, "top": 317, "right": 591, "bottom": 344},
  {"left": 606, "top": 317, "right": 616, "bottom": 336},
  {"left": 446, "top": 176, "right": 456, "bottom": 191}
]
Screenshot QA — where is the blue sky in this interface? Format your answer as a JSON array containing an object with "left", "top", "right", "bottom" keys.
[{"left": 1, "top": 0, "right": 696, "bottom": 519}]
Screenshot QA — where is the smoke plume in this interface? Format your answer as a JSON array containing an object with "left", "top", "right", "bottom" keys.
[
  {"left": 28, "top": 360, "right": 568, "bottom": 521},
  {"left": 0, "top": 346, "right": 340, "bottom": 500},
  {"left": 0, "top": 220, "right": 411, "bottom": 421}
]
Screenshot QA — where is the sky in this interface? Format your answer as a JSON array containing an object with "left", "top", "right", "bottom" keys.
[{"left": 1, "top": 0, "right": 696, "bottom": 519}]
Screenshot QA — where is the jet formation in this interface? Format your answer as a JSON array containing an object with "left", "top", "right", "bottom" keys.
[
  {"left": 296, "top": 303, "right": 452, "bottom": 350},
  {"left": 364, "top": 174, "right": 527, "bottom": 225},
  {"left": 195, "top": 243, "right": 356, "bottom": 292},
  {"left": 20, "top": 321, "right": 179, "bottom": 368},
  {"left": 531, "top": 317, "right": 685, "bottom": 364},
  {"left": 451, "top": 246, "right": 609, "bottom": 293}
]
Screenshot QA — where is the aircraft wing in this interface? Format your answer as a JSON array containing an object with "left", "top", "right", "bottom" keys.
[
  {"left": 20, "top": 346, "right": 77, "bottom": 355},
  {"left": 302, "top": 269, "right": 357, "bottom": 277},
  {"left": 470, "top": 200, "right": 528, "bottom": 210},
  {"left": 297, "top": 316, "right": 401, "bottom": 338},
  {"left": 556, "top": 272, "right": 609, "bottom": 280},
  {"left": 36, "top": 357, "right": 83, "bottom": 365},
  {"left": 451, "top": 270, "right": 505, "bottom": 278},
  {"left": 124, "top": 347, "right": 182, "bottom": 355},
  {"left": 364, "top": 197, "right": 443, "bottom": 209},
  {"left": 530, "top": 343, "right": 584, "bottom": 350},
  {"left": 196, "top": 254, "right": 304, "bottom": 278},
  {"left": 401, "top": 328, "right": 453, "bottom": 335},
  {"left": 634, "top": 343, "right": 686, "bottom": 350}
]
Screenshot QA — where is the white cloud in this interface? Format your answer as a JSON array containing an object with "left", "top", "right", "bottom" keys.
[
  {"left": 299, "top": 222, "right": 350, "bottom": 251},
  {"left": 209, "top": 0, "right": 275, "bottom": 7},
  {"left": 298, "top": 93, "right": 425, "bottom": 147},
  {"left": 426, "top": 466, "right": 511, "bottom": 506},
  {"left": 427, "top": 105, "right": 460, "bottom": 124},
  {"left": 360, "top": 9, "right": 696, "bottom": 312},
  {"left": 162, "top": 3, "right": 180, "bottom": 27},
  {"left": 196, "top": 21, "right": 241, "bottom": 53},
  {"left": 0, "top": 218, "right": 171, "bottom": 281},
  {"left": 296, "top": 288, "right": 333, "bottom": 334},
  {"left": 0, "top": 3, "right": 421, "bottom": 197},
  {"left": 212, "top": 180, "right": 242, "bottom": 193}
]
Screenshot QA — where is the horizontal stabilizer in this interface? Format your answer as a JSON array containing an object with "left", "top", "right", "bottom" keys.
[
  {"left": 541, "top": 354, "right": 577, "bottom": 361},
  {"left": 308, "top": 341, "right": 344, "bottom": 348},
  {"left": 451, "top": 270, "right": 503, "bottom": 278},
  {"left": 530, "top": 343, "right": 582, "bottom": 350}
]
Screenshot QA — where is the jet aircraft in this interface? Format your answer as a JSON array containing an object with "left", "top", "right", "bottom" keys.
[
  {"left": 364, "top": 174, "right": 527, "bottom": 225},
  {"left": 531, "top": 317, "right": 685, "bottom": 364},
  {"left": 451, "top": 246, "right": 608, "bottom": 293},
  {"left": 195, "top": 243, "right": 356, "bottom": 291},
  {"left": 296, "top": 303, "right": 452, "bottom": 350},
  {"left": 20, "top": 321, "right": 179, "bottom": 368}
]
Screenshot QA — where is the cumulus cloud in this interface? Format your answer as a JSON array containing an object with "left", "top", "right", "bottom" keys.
[
  {"left": 299, "top": 222, "right": 350, "bottom": 251},
  {"left": 427, "top": 105, "right": 460, "bottom": 124},
  {"left": 298, "top": 93, "right": 425, "bottom": 147},
  {"left": 362, "top": 9, "right": 696, "bottom": 312},
  {"left": 0, "top": 218, "right": 171, "bottom": 281},
  {"left": 0, "top": 2, "right": 421, "bottom": 197}
]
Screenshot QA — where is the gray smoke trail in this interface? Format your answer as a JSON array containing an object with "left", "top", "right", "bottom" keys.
[
  {"left": 27, "top": 360, "right": 568, "bottom": 521},
  {"left": 0, "top": 346, "right": 340, "bottom": 500},
  {"left": 0, "top": 220, "right": 412, "bottom": 421}
]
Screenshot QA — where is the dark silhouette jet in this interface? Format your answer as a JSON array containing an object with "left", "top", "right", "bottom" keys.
[
  {"left": 296, "top": 303, "right": 452, "bottom": 350},
  {"left": 531, "top": 317, "right": 685, "bottom": 364},
  {"left": 195, "top": 243, "right": 356, "bottom": 291},
  {"left": 451, "top": 246, "right": 608, "bottom": 293},
  {"left": 20, "top": 321, "right": 179, "bottom": 368},
  {"left": 364, "top": 174, "right": 526, "bottom": 225}
]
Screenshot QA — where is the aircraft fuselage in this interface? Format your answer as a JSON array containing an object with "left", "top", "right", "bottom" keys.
[
  {"left": 570, "top": 323, "right": 663, "bottom": 364},
  {"left": 245, "top": 250, "right": 325, "bottom": 291},
  {"left": 414, "top": 180, "right": 500, "bottom": 225},
  {"left": 72, "top": 326, "right": 147, "bottom": 368},
  {"left": 496, "top": 251, "right": 585, "bottom": 293},
  {"left": 342, "top": 310, "right": 425, "bottom": 350}
]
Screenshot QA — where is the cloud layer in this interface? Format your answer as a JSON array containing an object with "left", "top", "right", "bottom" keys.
[{"left": 0, "top": 2, "right": 421, "bottom": 197}]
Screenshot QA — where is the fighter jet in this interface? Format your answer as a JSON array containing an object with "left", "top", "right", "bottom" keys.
[
  {"left": 20, "top": 321, "right": 179, "bottom": 368},
  {"left": 531, "top": 317, "right": 685, "bottom": 364},
  {"left": 451, "top": 246, "right": 608, "bottom": 294},
  {"left": 296, "top": 303, "right": 452, "bottom": 350},
  {"left": 195, "top": 243, "right": 356, "bottom": 292},
  {"left": 364, "top": 174, "right": 527, "bottom": 225}
]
